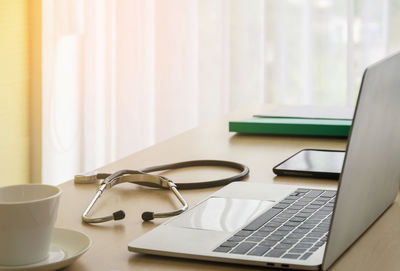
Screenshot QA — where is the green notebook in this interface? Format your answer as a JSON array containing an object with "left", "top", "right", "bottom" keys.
[{"left": 229, "top": 106, "right": 353, "bottom": 137}]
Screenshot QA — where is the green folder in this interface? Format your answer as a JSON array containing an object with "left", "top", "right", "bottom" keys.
[
  {"left": 229, "top": 117, "right": 352, "bottom": 137},
  {"left": 229, "top": 106, "right": 354, "bottom": 137}
]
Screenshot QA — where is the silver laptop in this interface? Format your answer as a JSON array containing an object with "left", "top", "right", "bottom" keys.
[{"left": 128, "top": 52, "right": 400, "bottom": 270}]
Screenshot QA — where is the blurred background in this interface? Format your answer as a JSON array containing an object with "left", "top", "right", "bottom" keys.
[{"left": 1, "top": 0, "right": 399, "bottom": 186}]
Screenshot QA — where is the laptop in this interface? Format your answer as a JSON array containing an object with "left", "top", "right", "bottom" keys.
[{"left": 128, "top": 52, "right": 400, "bottom": 270}]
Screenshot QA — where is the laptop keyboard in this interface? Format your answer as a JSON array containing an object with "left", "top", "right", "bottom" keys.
[{"left": 213, "top": 189, "right": 336, "bottom": 260}]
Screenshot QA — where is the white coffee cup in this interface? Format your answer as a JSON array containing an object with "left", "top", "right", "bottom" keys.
[{"left": 0, "top": 184, "right": 61, "bottom": 266}]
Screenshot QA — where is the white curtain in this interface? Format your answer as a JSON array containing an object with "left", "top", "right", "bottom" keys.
[{"left": 42, "top": 0, "right": 400, "bottom": 185}]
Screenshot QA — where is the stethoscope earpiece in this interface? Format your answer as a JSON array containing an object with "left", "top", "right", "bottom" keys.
[
  {"left": 113, "top": 210, "right": 125, "bottom": 220},
  {"left": 141, "top": 212, "right": 154, "bottom": 221}
]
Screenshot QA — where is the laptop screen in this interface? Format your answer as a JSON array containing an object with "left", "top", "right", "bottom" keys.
[{"left": 323, "top": 53, "right": 400, "bottom": 270}]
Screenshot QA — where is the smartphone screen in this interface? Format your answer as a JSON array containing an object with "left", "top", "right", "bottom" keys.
[{"left": 273, "top": 149, "right": 345, "bottom": 179}]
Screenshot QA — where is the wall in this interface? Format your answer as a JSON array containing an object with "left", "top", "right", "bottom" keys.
[{"left": 0, "top": 0, "right": 40, "bottom": 185}]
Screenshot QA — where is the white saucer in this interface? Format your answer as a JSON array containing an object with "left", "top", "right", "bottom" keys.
[{"left": 0, "top": 228, "right": 91, "bottom": 271}]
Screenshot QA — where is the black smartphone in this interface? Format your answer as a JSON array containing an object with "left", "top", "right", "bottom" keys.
[{"left": 273, "top": 149, "right": 345, "bottom": 179}]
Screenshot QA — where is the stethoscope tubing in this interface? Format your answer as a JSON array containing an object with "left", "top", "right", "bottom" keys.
[{"left": 140, "top": 159, "right": 250, "bottom": 189}]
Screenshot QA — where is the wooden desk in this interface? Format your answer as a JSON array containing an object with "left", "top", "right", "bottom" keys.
[{"left": 57, "top": 104, "right": 400, "bottom": 271}]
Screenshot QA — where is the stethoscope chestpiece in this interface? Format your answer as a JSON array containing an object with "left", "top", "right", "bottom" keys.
[{"left": 81, "top": 171, "right": 188, "bottom": 224}]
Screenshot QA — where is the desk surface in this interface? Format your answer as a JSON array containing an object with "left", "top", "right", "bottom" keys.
[{"left": 58, "top": 104, "right": 400, "bottom": 271}]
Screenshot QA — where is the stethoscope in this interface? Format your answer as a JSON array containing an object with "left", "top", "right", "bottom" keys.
[{"left": 74, "top": 160, "right": 249, "bottom": 224}]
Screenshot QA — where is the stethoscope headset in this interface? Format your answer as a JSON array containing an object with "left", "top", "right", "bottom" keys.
[{"left": 74, "top": 160, "right": 249, "bottom": 224}]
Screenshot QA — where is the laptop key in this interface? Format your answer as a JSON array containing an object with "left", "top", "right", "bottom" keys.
[
  {"left": 313, "top": 227, "right": 328, "bottom": 233},
  {"left": 277, "top": 213, "right": 296, "bottom": 219},
  {"left": 259, "top": 226, "right": 275, "bottom": 232},
  {"left": 309, "top": 215, "right": 326, "bottom": 220},
  {"left": 301, "top": 237, "right": 319, "bottom": 243},
  {"left": 235, "top": 230, "right": 253, "bottom": 237},
  {"left": 299, "top": 224, "right": 314, "bottom": 229},
  {"left": 317, "top": 200, "right": 330, "bottom": 205},
  {"left": 282, "top": 254, "right": 300, "bottom": 259},
  {"left": 284, "top": 222, "right": 300, "bottom": 227},
  {"left": 230, "top": 242, "right": 256, "bottom": 254},
  {"left": 260, "top": 240, "right": 278, "bottom": 247},
  {"left": 300, "top": 252, "right": 313, "bottom": 260},
  {"left": 266, "top": 235, "right": 284, "bottom": 241},
  {"left": 280, "top": 225, "right": 296, "bottom": 231},
  {"left": 281, "top": 199, "right": 295, "bottom": 204},
  {"left": 287, "top": 205, "right": 303, "bottom": 210},
  {"left": 302, "top": 208, "right": 316, "bottom": 213},
  {"left": 321, "top": 221, "right": 330, "bottom": 227},
  {"left": 320, "top": 206, "right": 333, "bottom": 212},
  {"left": 284, "top": 209, "right": 298, "bottom": 214},
  {"left": 248, "top": 245, "right": 272, "bottom": 256},
  {"left": 228, "top": 236, "right": 245, "bottom": 242},
  {"left": 281, "top": 238, "right": 298, "bottom": 245},
  {"left": 265, "top": 249, "right": 286, "bottom": 258},
  {"left": 304, "top": 219, "right": 320, "bottom": 225},
  {"left": 294, "top": 243, "right": 313, "bottom": 249},
  {"left": 310, "top": 201, "right": 323, "bottom": 206},
  {"left": 220, "top": 241, "right": 238, "bottom": 247},
  {"left": 287, "top": 233, "right": 303, "bottom": 239},
  {"left": 293, "top": 228, "right": 311, "bottom": 234},
  {"left": 289, "top": 248, "right": 307, "bottom": 254},
  {"left": 309, "top": 246, "right": 320, "bottom": 252},
  {"left": 307, "top": 231, "right": 325, "bottom": 238},
  {"left": 273, "top": 203, "right": 290, "bottom": 209},
  {"left": 315, "top": 241, "right": 326, "bottom": 247},
  {"left": 271, "top": 217, "right": 287, "bottom": 223},
  {"left": 296, "top": 189, "right": 310, "bottom": 193},
  {"left": 243, "top": 208, "right": 282, "bottom": 231},
  {"left": 290, "top": 218, "right": 306, "bottom": 224},
  {"left": 246, "top": 236, "right": 264, "bottom": 242},
  {"left": 290, "top": 216, "right": 306, "bottom": 222},
  {"left": 295, "top": 202, "right": 309, "bottom": 207},
  {"left": 265, "top": 222, "right": 282, "bottom": 228},
  {"left": 299, "top": 197, "right": 313, "bottom": 202},
  {"left": 308, "top": 204, "right": 323, "bottom": 209},
  {"left": 321, "top": 191, "right": 336, "bottom": 198},
  {"left": 273, "top": 230, "right": 290, "bottom": 236},
  {"left": 253, "top": 231, "right": 270, "bottom": 237},
  {"left": 296, "top": 212, "right": 312, "bottom": 218},
  {"left": 316, "top": 210, "right": 331, "bottom": 216},
  {"left": 275, "top": 243, "right": 293, "bottom": 249},
  {"left": 305, "top": 190, "right": 323, "bottom": 198},
  {"left": 214, "top": 246, "right": 231, "bottom": 253}
]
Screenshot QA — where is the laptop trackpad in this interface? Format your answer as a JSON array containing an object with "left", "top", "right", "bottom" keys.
[{"left": 167, "top": 197, "right": 275, "bottom": 232}]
